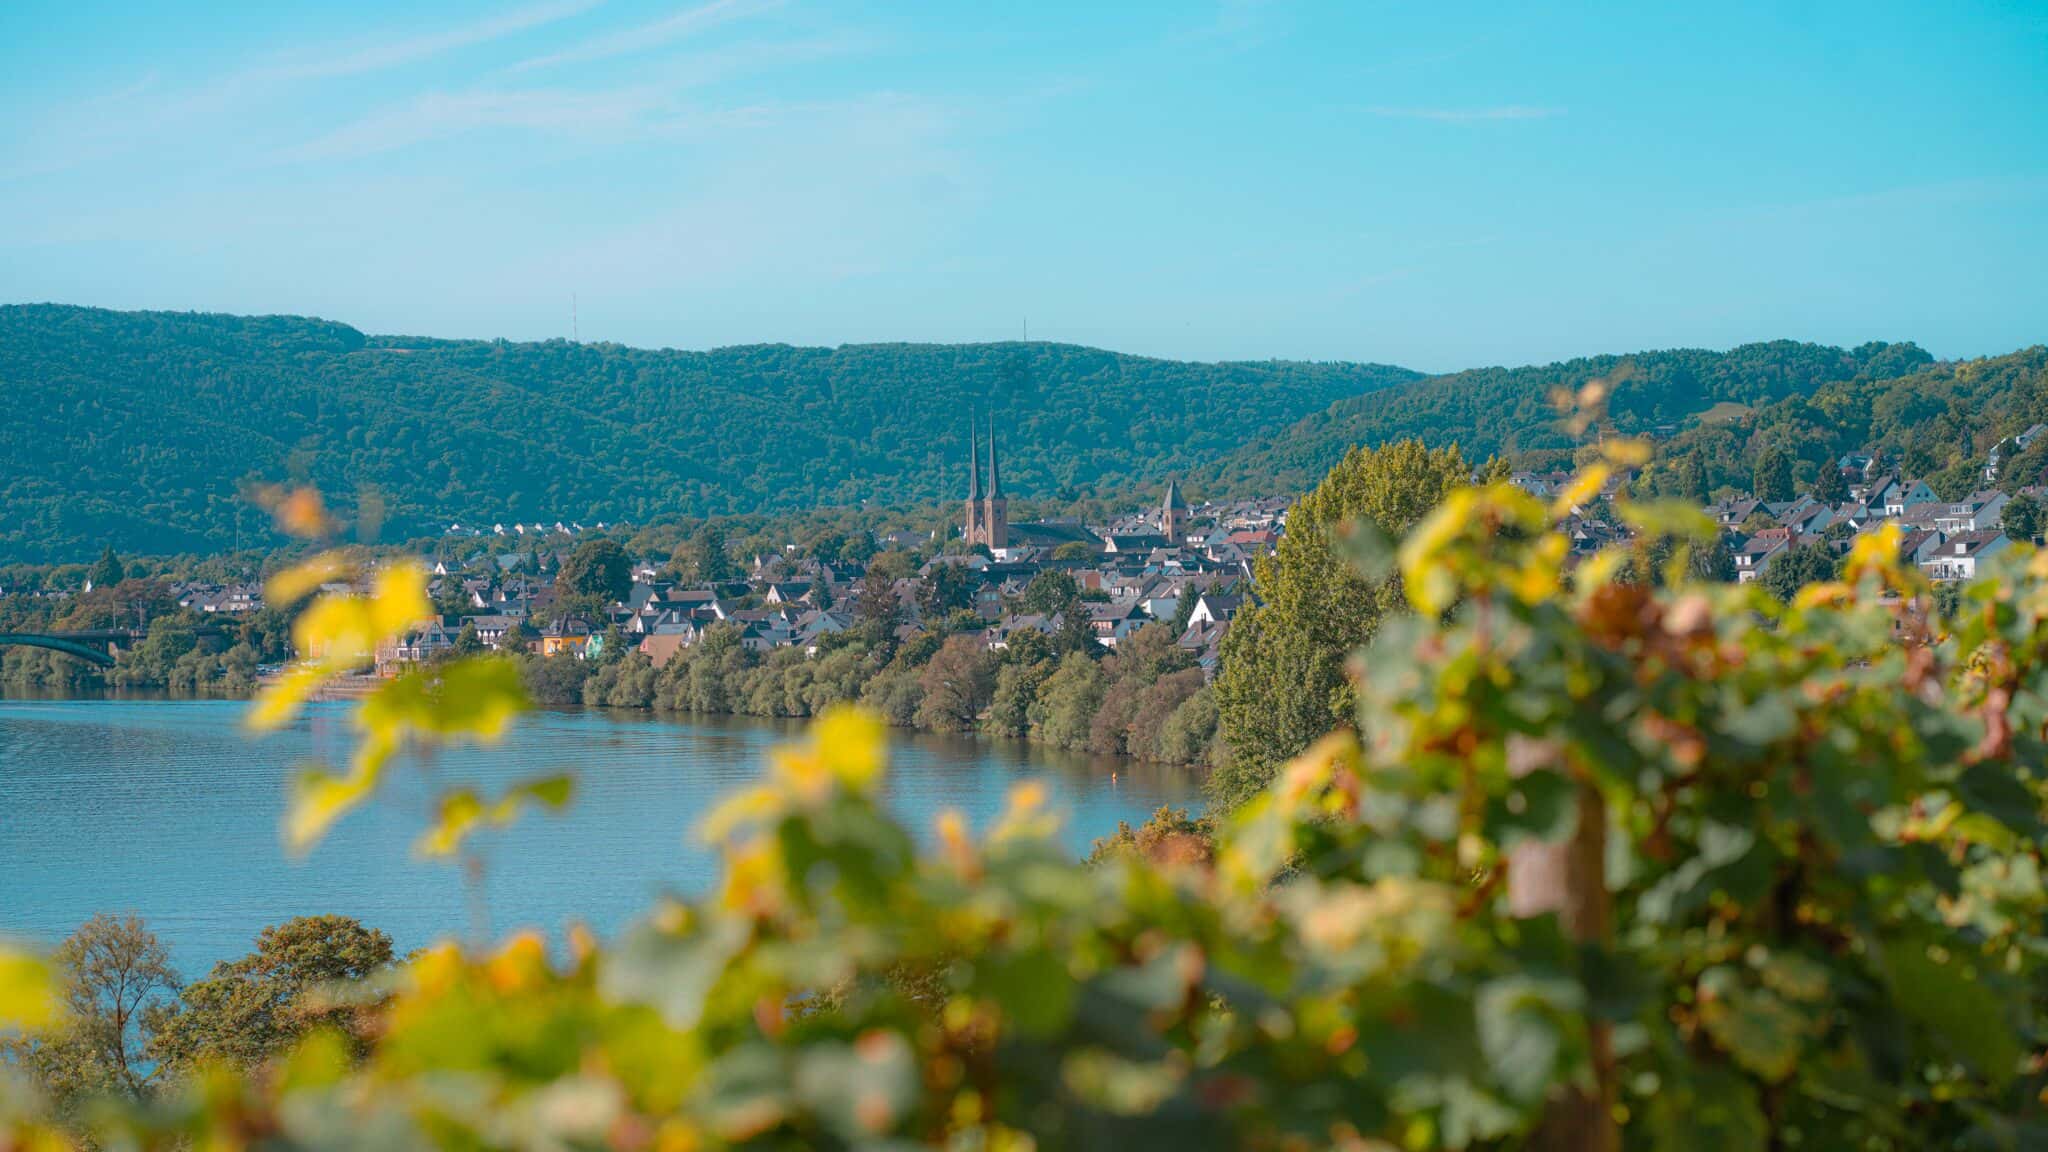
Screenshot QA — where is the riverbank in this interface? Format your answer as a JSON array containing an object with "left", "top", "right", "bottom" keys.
[{"left": 9, "top": 638, "right": 1220, "bottom": 785}]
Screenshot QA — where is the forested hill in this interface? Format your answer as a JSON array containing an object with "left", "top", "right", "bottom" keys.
[
  {"left": 0, "top": 305, "right": 1420, "bottom": 561},
  {"left": 1204, "top": 340, "right": 1938, "bottom": 493},
  {"left": 1629, "top": 344, "right": 2048, "bottom": 502}
]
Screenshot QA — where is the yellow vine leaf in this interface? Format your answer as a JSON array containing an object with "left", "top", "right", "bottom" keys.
[
  {"left": 264, "top": 552, "right": 349, "bottom": 606},
  {"left": 284, "top": 763, "right": 380, "bottom": 856},
  {"left": 1551, "top": 465, "right": 1610, "bottom": 519},
  {"left": 699, "top": 706, "right": 886, "bottom": 843},
  {"left": 417, "top": 776, "right": 574, "bottom": 858},
  {"left": 1599, "top": 437, "right": 1653, "bottom": 468},
  {"left": 1793, "top": 582, "right": 1852, "bottom": 610},
  {"left": 269, "top": 486, "right": 333, "bottom": 539},
  {"left": 417, "top": 788, "right": 486, "bottom": 858},
  {"left": 813, "top": 706, "right": 885, "bottom": 792},
  {"left": 246, "top": 664, "right": 329, "bottom": 733},
  {"left": 0, "top": 946, "right": 58, "bottom": 1031},
  {"left": 699, "top": 785, "right": 784, "bottom": 846},
  {"left": 1398, "top": 490, "right": 1478, "bottom": 617},
  {"left": 990, "top": 779, "right": 1060, "bottom": 843},
  {"left": 935, "top": 808, "right": 976, "bottom": 875}
]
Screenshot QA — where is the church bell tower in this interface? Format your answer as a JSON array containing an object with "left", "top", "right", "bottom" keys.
[
  {"left": 982, "top": 414, "right": 1008, "bottom": 550},
  {"left": 963, "top": 420, "right": 984, "bottom": 544}
]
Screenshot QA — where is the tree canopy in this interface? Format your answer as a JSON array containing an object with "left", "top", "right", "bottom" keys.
[
  {"left": 556, "top": 538, "right": 631, "bottom": 604},
  {"left": 0, "top": 304, "right": 1418, "bottom": 561},
  {"left": 1206, "top": 340, "right": 1934, "bottom": 495},
  {"left": 1209, "top": 439, "right": 1471, "bottom": 808},
  {"left": 151, "top": 915, "right": 394, "bottom": 1073}
]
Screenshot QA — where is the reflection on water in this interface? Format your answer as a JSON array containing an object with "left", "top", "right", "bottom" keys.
[{"left": 0, "top": 699, "right": 1198, "bottom": 973}]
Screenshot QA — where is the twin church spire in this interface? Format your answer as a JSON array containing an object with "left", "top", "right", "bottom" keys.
[{"left": 963, "top": 414, "right": 1008, "bottom": 549}]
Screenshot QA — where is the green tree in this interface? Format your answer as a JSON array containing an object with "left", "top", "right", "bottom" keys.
[
  {"left": 680, "top": 523, "right": 739, "bottom": 585},
  {"left": 2, "top": 915, "right": 179, "bottom": 1108},
  {"left": 1027, "top": 650, "right": 1107, "bottom": 751},
  {"left": 913, "top": 634, "right": 995, "bottom": 731},
  {"left": 863, "top": 550, "right": 918, "bottom": 586},
  {"left": 451, "top": 620, "right": 485, "bottom": 658},
  {"left": 1674, "top": 452, "right": 1710, "bottom": 504},
  {"left": 986, "top": 657, "right": 1048, "bottom": 737},
  {"left": 1210, "top": 439, "right": 1469, "bottom": 808},
  {"left": 1051, "top": 541, "right": 1097, "bottom": 562},
  {"left": 1016, "top": 570, "right": 1080, "bottom": 616},
  {"left": 2003, "top": 492, "right": 2042, "bottom": 543},
  {"left": 1758, "top": 542, "right": 1838, "bottom": 602},
  {"left": 86, "top": 546, "right": 124, "bottom": 590},
  {"left": 1812, "top": 459, "right": 1849, "bottom": 503},
  {"left": 916, "top": 563, "right": 976, "bottom": 620},
  {"left": 557, "top": 538, "right": 631, "bottom": 604},
  {"left": 1154, "top": 685, "right": 1218, "bottom": 765},
  {"left": 1753, "top": 447, "right": 1796, "bottom": 502},
  {"left": 152, "top": 916, "right": 394, "bottom": 1072},
  {"left": 499, "top": 616, "right": 537, "bottom": 652}
]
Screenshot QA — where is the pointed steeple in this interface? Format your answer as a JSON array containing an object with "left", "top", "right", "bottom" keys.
[
  {"left": 986, "top": 412, "right": 1003, "bottom": 498},
  {"left": 966, "top": 418, "right": 981, "bottom": 500},
  {"left": 1161, "top": 477, "right": 1189, "bottom": 545}
]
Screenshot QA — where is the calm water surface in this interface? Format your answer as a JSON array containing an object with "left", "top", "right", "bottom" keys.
[{"left": 0, "top": 699, "right": 1195, "bottom": 973}]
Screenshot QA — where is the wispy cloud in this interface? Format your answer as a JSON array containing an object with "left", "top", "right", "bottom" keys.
[
  {"left": 510, "top": 0, "right": 782, "bottom": 72},
  {"left": 1169, "top": 0, "right": 1283, "bottom": 50},
  {"left": 285, "top": 86, "right": 671, "bottom": 161},
  {"left": 2, "top": 0, "right": 604, "bottom": 179},
  {"left": 1365, "top": 105, "right": 1565, "bottom": 123},
  {"left": 285, "top": 31, "right": 869, "bottom": 161},
  {"left": 261, "top": 0, "right": 605, "bottom": 82}
]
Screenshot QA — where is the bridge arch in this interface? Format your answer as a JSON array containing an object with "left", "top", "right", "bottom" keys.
[{"left": 0, "top": 634, "right": 118, "bottom": 668}]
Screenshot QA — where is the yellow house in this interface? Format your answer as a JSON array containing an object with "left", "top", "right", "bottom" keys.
[{"left": 540, "top": 633, "right": 589, "bottom": 657}]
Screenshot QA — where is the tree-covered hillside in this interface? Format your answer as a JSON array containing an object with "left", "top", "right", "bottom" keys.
[
  {"left": 0, "top": 305, "right": 1420, "bottom": 561},
  {"left": 1631, "top": 345, "right": 2048, "bottom": 502},
  {"left": 1205, "top": 340, "right": 1936, "bottom": 493}
]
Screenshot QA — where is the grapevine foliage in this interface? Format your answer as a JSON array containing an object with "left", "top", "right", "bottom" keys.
[{"left": 5, "top": 461, "right": 2048, "bottom": 1150}]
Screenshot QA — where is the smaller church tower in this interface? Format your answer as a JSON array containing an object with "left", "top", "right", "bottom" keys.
[{"left": 1161, "top": 477, "right": 1189, "bottom": 545}]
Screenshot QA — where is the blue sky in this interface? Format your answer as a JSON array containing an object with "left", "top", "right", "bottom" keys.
[{"left": 1, "top": 1, "right": 2043, "bottom": 371}]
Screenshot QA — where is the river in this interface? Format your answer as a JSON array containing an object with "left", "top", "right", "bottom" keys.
[{"left": 0, "top": 699, "right": 1196, "bottom": 974}]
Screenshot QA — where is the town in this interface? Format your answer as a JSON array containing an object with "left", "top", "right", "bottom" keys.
[
  {"left": 12, "top": 427, "right": 2043, "bottom": 687},
  {"left": 355, "top": 423, "right": 2048, "bottom": 673}
]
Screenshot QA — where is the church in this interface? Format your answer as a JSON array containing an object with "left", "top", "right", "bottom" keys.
[
  {"left": 961, "top": 419, "right": 1191, "bottom": 555},
  {"left": 962, "top": 417, "right": 1009, "bottom": 550}
]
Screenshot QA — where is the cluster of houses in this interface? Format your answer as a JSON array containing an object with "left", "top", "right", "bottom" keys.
[
  {"left": 59, "top": 426, "right": 2044, "bottom": 680},
  {"left": 1511, "top": 431, "right": 2047, "bottom": 588},
  {"left": 444, "top": 520, "right": 609, "bottom": 538},
  {"left": 372, "top": 480, "right": 1280, "bottom": 679},
  {"left": 1711, "top": 475, "right": 2023, "bottom": 585}
]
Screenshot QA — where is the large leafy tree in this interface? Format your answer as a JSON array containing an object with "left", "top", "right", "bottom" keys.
[
  {"left": 1811, "top": 459, "right": 1850, "bottom": 502},
  {"left": 2005, "top": 491, "right": 2043, "bottom": 543},
  {"left": 1758, "top": 541, "right": 1839, "bottom": 602},
  {"left": 85, "top": 546, "right": 124, "bottom": 590},
  {"left": 1, "top": 915, "right": 179, "bottom": 1109},
  {"left": 1209, "top": 439, "right": 1470, "bottom": 808},
  {"left": 1753, "top": 446, "right": 1797, "bottom": 502},
  {"left": 151, "top": 916, "right": 393, "bottom": 1072},
  {"left": 676, "top": 523, "right": 740, "bottom": 585},
  {"left": 556, "top": 538, "right": 632, "bottom": 604}
]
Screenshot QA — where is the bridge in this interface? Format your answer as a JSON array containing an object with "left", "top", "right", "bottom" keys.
[{"left": 0, "top": 629, "right": 138, "bottom": 668}]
